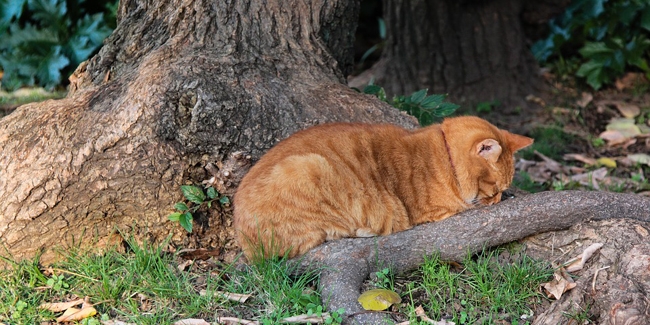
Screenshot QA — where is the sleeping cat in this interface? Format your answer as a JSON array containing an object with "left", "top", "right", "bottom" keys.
[{"left": 233, "top": 116, "right": 533, "bottom": 260}]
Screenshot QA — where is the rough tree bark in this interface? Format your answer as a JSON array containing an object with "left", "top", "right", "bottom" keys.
[
  {"left": 0, "top": 0, "right": 418, "bottom": 263},
  {"left": 294, "top": 191, "right": 650, "bottom": 325},
  {"left": 349, "top": 0, "right": 541, "bottom": 112}
]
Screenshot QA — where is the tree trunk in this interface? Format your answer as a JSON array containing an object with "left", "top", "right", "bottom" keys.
[
  {"left": 354, "top": 0, "right": 542, "bottom": 112},
  {"left": 0, "top": 0, "right": 418, "bottom": 264}
]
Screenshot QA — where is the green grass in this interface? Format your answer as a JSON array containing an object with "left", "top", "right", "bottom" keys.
[
  {"left": 520, "top": 125, "right": 575, "bottom": 161},
  {"left": 0, "top": 238, "right": 329, "bottom": 325},
  {"left": 1, "top": 240, "right": 552, "bottom": 325},
  {"left": 399, "top": 248, "right": 552, "bottom": 325}
]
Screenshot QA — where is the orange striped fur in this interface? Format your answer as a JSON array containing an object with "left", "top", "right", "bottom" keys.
[{"left": 233, "top": 116, "right": 533, "bottom": 260}]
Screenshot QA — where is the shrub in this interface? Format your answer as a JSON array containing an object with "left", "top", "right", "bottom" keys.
[
  {"left": 0, "top": 0, "right": 116, "bottom": 90},
  {"left": 532, "top": 0, "right": 650, "bottom": 90}
]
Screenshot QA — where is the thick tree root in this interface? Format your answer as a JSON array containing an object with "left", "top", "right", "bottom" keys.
[{"left": 292, "top": 191, "right": 650, "bottom": 325}]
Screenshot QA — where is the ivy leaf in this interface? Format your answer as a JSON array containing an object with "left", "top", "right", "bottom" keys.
[
  {"left": 0, "top": 0, "right": 27, "bottom": 30},
  {"left": 420, "top": 94, "right": 445, "bottom": 109},
  {"left": 181, "top": 185, "right": 206, "bottom": 204},
  {"left": 433, "top": 102, "right": 459, "bottom": 117},
  {"left": 363, "top": 84, "right": 382, "bottom": 95},
  {"left": 168, "top": 212, "right": 182, "bottom": 222},
  {"left": 410, "top": 89, "right": 428, "bottom": 104},
  {"left": 179, "top": 212, "right": 193, "bottom": 232},
  {"left": 206, "top": 187, "right": 218, "bottom": 199},
  {"left": 174, "top": 202, "right": 189, "bottom": 211},
  {"left": 641, "top": 6, "right": 650, "bottom": 32},
  {"left": 219, "top": 196, "right": 230, "bottom": 205}
]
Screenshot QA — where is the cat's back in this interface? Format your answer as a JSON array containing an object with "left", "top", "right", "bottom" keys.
[{"left": 241, "top": 122, "right": 408, "bottom": 181}]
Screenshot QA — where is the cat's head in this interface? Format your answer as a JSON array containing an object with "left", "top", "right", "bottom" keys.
[{"left": 441, "top": 116, "right": 533, "bottom": 206}]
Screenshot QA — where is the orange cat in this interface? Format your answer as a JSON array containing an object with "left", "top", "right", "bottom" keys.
[{"left": 233, "top": 116, "right": 533, "bottom": 260}]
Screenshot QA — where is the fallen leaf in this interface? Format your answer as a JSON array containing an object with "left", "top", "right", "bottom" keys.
[
  {"left": 615, "top": 72, "right": 647, "bottom": 90},
  {"left": 56, "top": 306, "right": 97, "bottom": 322},
  {"left": 605, "top": 118, "right": 641, "bottom": 137},
  {"left": 39, "top": 299, "right": 84, "bottom": 312},
  {"left": 565, "top": 243, "right": 604, "bottom": 273},
  {"left": 414, "top": 305, "right": 456, "bottom": 324},
  {"left": 599, "top": 130, "right": 629, "bottom": 146},
  {"left": 597, "top": 157, "right": 617, "bottom": 168},
  {"left": 541, "top": 268, "right": 577, "bottom": 299},
  {"left": 358, "top": 288, "right": 401, "bottom": 311},
  {"left": 534, "top": 151, "right": 563, "bottom": 173},
  {"left": 214, "top": 317, "right": 259, "bottom": 324},
  {"left": 199, "top": 289, "right": 252, "bottom": 303},
  {"left": 563, "top": 153, "right": 597, "bottom": 165},
  {"left": 569, "top": 167, "right": 608, "bottom": 190},
  {"left": 614, "top": 102, "right": 640, "bottom": 118},
  {"left": 177, "top": 259, "right": 193, "bottom": 271},
  {"left": 173, "top": 319, "right": 210, "bottom": 325},
  {"left": 281, "top": 313, "right": 331, "bottom": 323},
  {"left": 576, "top": 92, "right": 593, "bottom": 108},
  {"left": 627, "top": 153, "right": 650, "bottom": 166},
  {"left": 101, "top": 321, "right": 137, "bottom": 325}
]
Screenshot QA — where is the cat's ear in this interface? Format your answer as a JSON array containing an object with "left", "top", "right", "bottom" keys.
[
  {"left": 476, "top": 139, "right": 502, "bottom": 163},
  {"left": 501, "top": 130, "right": 534, "bottom": 152}
]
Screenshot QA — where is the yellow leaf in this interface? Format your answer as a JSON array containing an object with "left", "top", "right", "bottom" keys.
[
  {"left": 39, "top": 299, "right": 84, "bottom": 312},
  {"left": 56, "top": 306, "right": 97, "bottom": 323},
  {"left": 597, "top": 157, "right": 617, "bottom": 168},
  {"left": 357, "top": 288, "right": 401, "bottom": 311}
]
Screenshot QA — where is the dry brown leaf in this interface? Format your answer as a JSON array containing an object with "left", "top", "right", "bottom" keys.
[
  {"left": 173, "top": 319, "right": 210, "bottom": 325},
  {"left": 101, "top": 320, "right": 137, "bottom": 325},
  {"left": 615, "top": 72, "right": 647, "bottom": 90},
  {"left": 568, "top": 167, "right": 608, "bottom": 190},
  {"left": 599, "top": 130, "right": 629, "bottom": 146},
  {"left": 563, "top": 153, "right": 597, "bottom": 165},
  {"left": 215, "top": 316, "right": 259, "bottom": 324},
  {"left": 541, "top": 268, "right": 577, "bottom": 299},
  {"left": 280, "top": 313, "right": 330, "bottom": 323},
  {"left": 414, "top": 305, "right": 456, "bottom": 324},
  {"left": 613, "top": 102, "right": 640, "bottom": 118},
  {"left": 576, "top": 92, "right": 593, "bottom": 108},
  {"left": 565, "top": 243, "right": 604, "bottom": 273},
  {"left": 39, "top": 299, "right": 84, "bottom": 312},
  {"left": 177, "top": 259, "right": 193, "bottom": 271},
  {"left": 56, "top": 306, "right": 97, "bottom": 322},
  {"left": 534, "top": 151, "right": 563, "bottom": 173},
  {"left": 199, "top": 289, "right": 252, "bottom": 303}
]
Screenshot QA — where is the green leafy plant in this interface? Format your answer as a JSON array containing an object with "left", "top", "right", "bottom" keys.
[
  {"left": 372, "top": 267, "right": 394, "bottom": 290},
  {"left": 475, "top": 100, "right": 501, "bottom": 114},
  {"left": 0, "top": 0, "right": 115, "bottom": 90},
  {"left": 46, "top": 274, "right": 69, "bottom": 292},
  {"left": 363, "top": 85, "right": 459, "bottom": 126},
  {"left": 168, "top": 185, "right": 230, "bottom": 232},
  {"left": 532, "top": 0, "right": 650, "bottom": 89}
]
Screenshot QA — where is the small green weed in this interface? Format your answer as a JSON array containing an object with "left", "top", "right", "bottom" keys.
[
  {"left": 372, "top": 267, "right": 394, "bottom": 290},
  {"left": 362, "top": 84, "right": 458, "bottom": 126},
  {"left": 168, "top": 185, "right": 230, "bottom": 232},
  {"left": 475, "top": 100, "right": 501, "bottom": 114}
]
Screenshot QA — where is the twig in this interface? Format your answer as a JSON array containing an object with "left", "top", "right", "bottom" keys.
[{"left": 592, "top": 266, "right": 610, "bottom": 292}]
